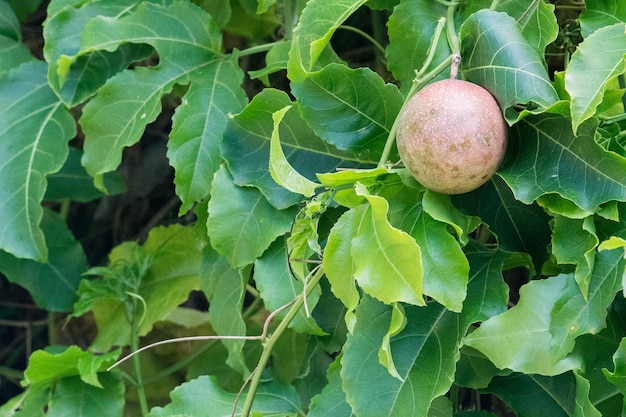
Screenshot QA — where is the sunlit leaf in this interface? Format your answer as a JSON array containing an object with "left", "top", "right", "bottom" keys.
[
  {"left": 168, "top": 55, "right": 247, "bottom": 213},
  {"left": 565, "top": 23, "right": 626, "bottom": 133},
  {"left": 46, "top": 373, "right": 124, "bottom": 417},
  {"left": 207, "top": 166, "right": 296, "bottom": 269},
  {"left": 460, "top": 9, "right": 559, "bottom": 123},
  {"left": 269, "top": 106, "right": 321, "bottom": 197},
  {"left": 0, "top": 61, "right": 75, "bottom": 261},
  {"left": 23, "top": 346, "right": 119, "bottom": 388},
  {"left": 72, "top": 224, "right": 203, "bottom": 352},
  {"left": 147, "top": 375, "right": 302, "bottom": 417},
  {"left": 341, "top": 243, "right": 509, "bottom": 417}
]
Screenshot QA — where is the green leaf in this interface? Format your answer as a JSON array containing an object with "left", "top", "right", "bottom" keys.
[
  {"left": 72, "top": 224, "right": 203, "bottom": 352},
  {"left": 381, "top": 182, "right": 470, "bottom": 312},
  {"left": 386, "top": 0, "right": 449, "bottom": 93},
  {"left": 483, "top": 372, "right": 601, "bottom": 417},
  {"left": 287, "top": 0, "right": 367, "bottom": 82},
  {"left": 254, "top": 239, "right": 324, "bottom": 335},
  {"left": 200, "top": 248, "right": 250, "bottom": 376},
  {"left": 23, "top": 346, "right": 119, "bottom": 388},
  {"left": 0, "top": 35, "right": 33, "bottom": 75},
  {"left": 207, "top": 165, "right": 296, "bottom": 269},
  {"left": 293, "top": 64, "right": 402, "bottom": 162},
  {"left": 452, "top": 175, "right": 551, "bottom": 276},
  {"left": 168, "top": 55, "right": 247, "bottom": 213},
  {"left": 74, "top": 1, "right": 222, "bottom": 189},
  {"left": 0, "top": 1, "right": 21, "bottom": 40},
  {"left": 269, "top": 106, "right": 321, "bottom": 197},
  {"left": 460, "top": 0, "right": 559, "bottom": 54},
  {"left": 308, "top": 357, "right": 355, "bottom": 417},
  {"left": 0, "top": 209, "right": 86, "bottom": 312},
  {"left": 222, "top": 88, "right": 366, "bottom": 209},
  {"left": 551, "top": 215, "right": 599, "bottom": 299},
  {"left": 564, "top": 23, "right": 626, "bottom": 133},
  {"left": 351, "top": 184, "right": 425, "bottom": 306},
  {"left": 0, "top": 383, "right": 49, "bottom": 417},
  {"left": 340, "top": 243, "right": 509, "bottom": 416},
  {"left": 43, "top": 1, "right": 155, "bottom": 106},
  {"left": 604, "top": 337, "right": 626, "bottom": 403},
  {"left": 464, "top": 248, "right": 625, "bottom": 375},
  {"left": 45, "top": 147, "right": 125, "bottom": 202},
  {"left": 47, "top": 373, "right": 124, "bottom": 417},
  {"left": 147, "top": 375, "right": 302, "bottom": 417},
  {"left": 460, "top": 9, "right": 559, "bottom": 123},
  {"left": 248, "top": 40, "right": 290, "bottom": 84},
  {"left": 579, "top": 0, "right": 626, "bottom": 38},
  {"left": 500, "top": 114, "right": 626, "bottom": 212},
  {"left": 0, "top": 61, "right": 76, "bottom": 261}
]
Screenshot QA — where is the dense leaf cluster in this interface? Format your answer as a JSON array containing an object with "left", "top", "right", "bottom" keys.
[{"left": 1, "top": 0, "right": 626, "bottom": 416}]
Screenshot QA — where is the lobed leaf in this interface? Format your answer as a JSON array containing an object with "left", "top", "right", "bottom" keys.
[
  {"left": 43, "top": 1, "right": 156, "bottom": 106},
  {"left": 207, "top": 166, "right": 296, "bottom": 269},
  {"left": 168, "top": 55, "right": 247, "bottom": 214},
  {"left": 460, "top": 9, "right": 559, "bottom": 123},
  {"left": 75, "top": 1, "right": 222, "bottom": 189},
  {"left": 564, "top": 23, "right": 626, "bottom": 133},
  {"left": 292, "top": 64, "right": 402, "bottom": 162},
  {"left": 0, "top": 61, "right": 75, "bottom": 261}
]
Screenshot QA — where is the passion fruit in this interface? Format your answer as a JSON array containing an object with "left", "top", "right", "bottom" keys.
[{"left": 396, "top": 79, "right": 507, "bottom": 194}]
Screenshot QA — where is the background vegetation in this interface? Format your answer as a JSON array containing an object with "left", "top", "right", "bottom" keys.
[{"left": 1, "top": 0, "right": 626, "bottom": 416}]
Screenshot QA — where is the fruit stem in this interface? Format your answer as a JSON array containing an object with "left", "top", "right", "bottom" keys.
[{"left": 489, "top": 0, "right": 500, "bottom": 10}]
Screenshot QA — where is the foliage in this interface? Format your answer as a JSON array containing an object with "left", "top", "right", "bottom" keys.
[{"left": 1, "top": 0, "right": 626, "bottom": 416}]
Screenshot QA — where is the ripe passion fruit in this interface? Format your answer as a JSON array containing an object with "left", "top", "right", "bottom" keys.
[{"left": 396, "top": 79, "right": 507, "bottom": 194}]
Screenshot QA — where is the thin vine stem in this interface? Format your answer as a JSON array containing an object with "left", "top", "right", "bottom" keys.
[
  {"left": 239, "top": 266, "right": 325, "bottom": 417},
  {"left": 377, "top": 54, "right": 453, "bottom": 167},
  {"left": 337, "top": 25, "right": 387, "bottom": 57},
  {"left": 489, "top": 0, "right": 500, "bottom": 10}
]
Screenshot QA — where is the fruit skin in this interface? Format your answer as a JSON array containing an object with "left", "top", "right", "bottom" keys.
[{"left": 396, "top": 79, "right": 507, "bottom": 194}]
